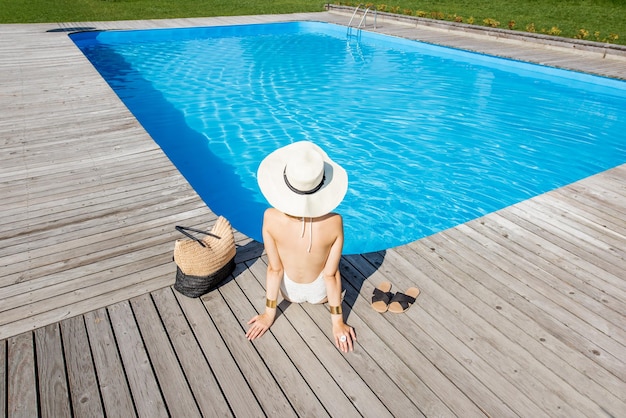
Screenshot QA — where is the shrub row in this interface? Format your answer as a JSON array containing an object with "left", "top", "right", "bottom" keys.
[{"left": 336, "top": 2, "right": 620, "bottom": 44}]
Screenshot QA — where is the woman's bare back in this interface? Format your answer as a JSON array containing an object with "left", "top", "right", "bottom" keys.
[{"left": 263, "top": 208, "right": 343, "bottom": 283}]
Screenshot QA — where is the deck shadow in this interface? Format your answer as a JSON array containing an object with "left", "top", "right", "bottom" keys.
[
  {"left": 46, "top": 27, "right": 97, "bottom": 33},
  {"left": 217, "top": 243, "right": 386, "bottom": 326},
  {"left": 341, "top": 251, "right": 387, "bottom": 319}
]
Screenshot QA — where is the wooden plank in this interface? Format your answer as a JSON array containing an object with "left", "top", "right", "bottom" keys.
[
  {"left": 129, "top": 293, "right": 201, "bottom": 418},
  {"left": 342, "top": 253, "right": 515, "bottom": 417},
  {"left": 536, "top": 195, "right": 626, "bottom": 253},
  {"left": 1, "top": 163, "right": 187, "bottom": 218},
  {"left": 1, "top": 159, "right": 181, "bottom": 209},
  {"left": 174, "top": 291, "right": 265, "bottom": 417},
  {"left": 548, "top": 188, "right": 626, "bottom": 236},
  {"left": 300, "top": 292, "right": 428, "bottom": 417},
  {"left": 456, "top": 220, "right": 626, "bottom": 347},
  {"left": 106, "top": 300, "right": 169, "bottom": 418},
  {"left": 1, "top": 127, "right": 153, "bottom": 155},
  {"left": 1, "top": 199, "right": 193, "bottom": 250},
  {"left": 481, "top": 212, "right": 626, "bottom": 314},
  {"left": 1, "top": 145, "right": 164, "bottom": 187},
  {"left": 520, "top": 198, "right": 625, "bottom": 268},
  {"left": 0, "top": 210, "right": 208, "bottom": 290},
  {"left": 2, "top": 198, "right": 209, "bottom": 259},
  {"left": 34, "top": 324, "right": 72, "bottom": 418},
  {"left": 495, "top": 209, "right": 626, "bottom": 296},
  {"left": 393, "top": 242, "right": 614, "bottom": 417},
  {"left": 150, "top": 287, "right": 232, "bottom": 417},
  {"left": 201, "top": 285, "right": 298, "bottom": 417},
  {"left": 233, "top": 239, "right": 265, "bottom": 264},
  {"left": 1, "top": 121, "right": 155, "bottom": 164},
  {"left": 243, "top": 258, "right": 396, "bottom": 417},
  {"left": 506, "top": 204, "right": 625, "bottom": 282},
  {"left": 0, "top": 272, "right": 174, "bottom": 341},
  {"left": 0, "top": 340, "right": 5, "bottom": 418},
  {"left": 1, "top": 152, "right": 171, "bottom": 187},
  {"left": 344, "top": 251, "right": 514, "bottom": 416},
  {"left": 557, "top": 180, "right": 626, "bottom": 219},
  {"left": 471, "top": 215, "right": 626, "bottom": 327},
  {"left": 582, "top": 167, "right": 626, "bottom": 198},
  {"left": 226, "top": 261, "right": 347, "bottom": 417},
  {"left": 423, "top": 231, "right": 626, "bottom": 401},
  {"left": 439, "top": 225, "right": 626, "bottom": 380},
  {"left": 0, "top": 131, "right": 160, "bottom": 172},
  {"left": 1, "top": 240, "right": 173, "bottom": 304},
  {"left": 0, "top": 260, "right": 173, "bottom": 329},
  {"left": 370, "top": 248, "right": 549, "bottom": 417},
  {"left": 0, "top": 205, "right": 209, "bottom": 278},
  {"left": 7, "top": 333, "right": 38, "bottom": 417},
  {"left": 59, "top": 316, "right": 105, "bottom": 418},
  {"left": 83, "top": 309, "right": 136, "bottom": 418},
  {"left": 0, "top": 145, "right": 165, "bottom": 193},
  {"left": 246, "top": 260, "right": 426, "bottom": 417},
  {"left": 409, "top": 236, "right": 626, "bottom": 417},
  {"left": 1, "top": 173, "right": 195, "bottom": 234}
]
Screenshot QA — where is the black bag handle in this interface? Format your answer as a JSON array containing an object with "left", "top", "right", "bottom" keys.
[{"left": 175, "top": 225, "right": 221, "bottom": 248}]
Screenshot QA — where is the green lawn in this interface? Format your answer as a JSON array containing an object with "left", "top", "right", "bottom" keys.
[
  {"left": 0, "top": 1, "right": 325, "bottom": 23},
  {"left": 361, "top": 0, "right": 625, "bottom": 44},
  {"left": 1, "top": 0, "right": 624, "bottom": 45}
]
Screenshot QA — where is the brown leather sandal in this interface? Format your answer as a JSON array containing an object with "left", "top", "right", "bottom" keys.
[
  {"left": 388, "top": 287, "right": 420, "bottom": 313},
  {"left": 371, "top": 282, "right": 393, "bottom": 313}
]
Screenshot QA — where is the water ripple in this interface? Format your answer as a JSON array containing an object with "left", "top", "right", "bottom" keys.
[{"left": 72, "top": 23, "right": 626, "bottom": 254}]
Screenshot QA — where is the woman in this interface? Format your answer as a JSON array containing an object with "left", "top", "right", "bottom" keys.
[{"left": 246, "top": 141, "right": 356, "bottom": 352}]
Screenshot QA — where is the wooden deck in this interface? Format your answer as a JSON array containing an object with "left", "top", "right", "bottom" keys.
[{"left": 1, "top": 10, "right": 625, "bottom": 417}]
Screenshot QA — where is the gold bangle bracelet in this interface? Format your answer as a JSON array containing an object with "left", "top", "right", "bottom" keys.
[
  {"left": 329, "top": 305, "right": 342, "bottom": 315},
  {"left": 265, "top": 298, "right": 277, "bottom": 309}
]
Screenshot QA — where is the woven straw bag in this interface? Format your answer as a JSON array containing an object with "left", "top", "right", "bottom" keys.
[{"left": 173, "top": 216, "right": 236, "bottom": 297}]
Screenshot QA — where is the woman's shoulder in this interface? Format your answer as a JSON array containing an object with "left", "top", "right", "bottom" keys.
[
  {"left": 316, "top": 213, "right": 343, "bottom": 235},
  {"left": 321, "top": 212, "right": 343, "bottom": 223},
  {"left": 264, "top": 207, "right": 283, "bottom": 220}
]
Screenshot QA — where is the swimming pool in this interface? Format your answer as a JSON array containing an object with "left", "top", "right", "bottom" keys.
[{"left": 71, "top": 22, "right": 626, "bottom": 255}]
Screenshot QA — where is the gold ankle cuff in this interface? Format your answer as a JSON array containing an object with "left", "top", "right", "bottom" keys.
[
  {"left": 329, "top": 305, "right": 342, "bottom": 315},
  {"left": 266, "top": 298, "right": 277, "bottom": 309}
]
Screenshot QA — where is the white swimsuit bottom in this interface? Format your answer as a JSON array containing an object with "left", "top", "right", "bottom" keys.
[{"left": 280, "top": 271, "right": 327, "bottom": 304}]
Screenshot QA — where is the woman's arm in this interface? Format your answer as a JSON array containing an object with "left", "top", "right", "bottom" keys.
[
  {"left": 246, "top": 209, "right": 283, "bottom": 341},
  {"left": 323, "top": 215, "right": 356, "bottom": 352}
]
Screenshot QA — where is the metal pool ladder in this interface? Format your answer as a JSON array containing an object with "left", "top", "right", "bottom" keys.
[{"left": 347, "top": 4, "right": 377, "bottom": 37}]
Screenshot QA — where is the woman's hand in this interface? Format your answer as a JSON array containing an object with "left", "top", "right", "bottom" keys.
[
  {"left": 246, "top": 312, "right": 275, "bottom": 341},
  {"left": 333, "top": 322, "right": 356, "bottom": 353}
]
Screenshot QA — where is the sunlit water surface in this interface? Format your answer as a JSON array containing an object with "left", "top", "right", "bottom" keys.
[{"left": 71, "top": 22, "right": 626, "bottom": 254}]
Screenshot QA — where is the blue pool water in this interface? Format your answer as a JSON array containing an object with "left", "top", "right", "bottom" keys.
[{"left": 71, "top": 22, "right": 626, "bottom": 254}]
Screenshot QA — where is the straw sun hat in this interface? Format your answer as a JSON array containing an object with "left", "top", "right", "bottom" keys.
[{"left": 257, "top": 141, "right": 348, "bottom": 218}]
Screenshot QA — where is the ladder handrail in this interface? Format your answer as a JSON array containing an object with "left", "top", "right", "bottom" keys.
[
  {"left": 347, "top": 4, "right": 364, "bottom": 29},
  {"left": 347, "top": 4, "right": 377, "bottom": 37},
  {"left": 358, "top": 6, "right": 372, "bottom": 28}
]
